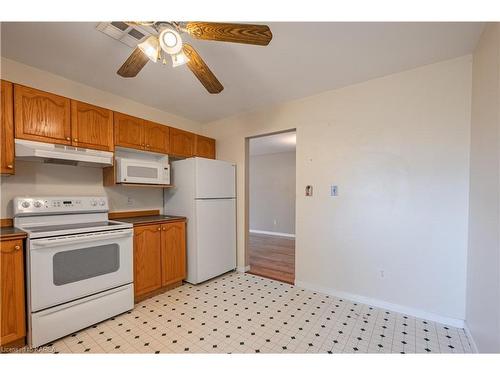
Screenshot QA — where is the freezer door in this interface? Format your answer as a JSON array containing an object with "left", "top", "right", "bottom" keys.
[
  {"left": 194, "top": 198, "right": 236, "bottom": 283},
  {"left": 195, "top": 158, "right": 235, "bottom": 199}
]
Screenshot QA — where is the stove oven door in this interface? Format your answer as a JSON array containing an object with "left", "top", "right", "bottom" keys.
[{"left": 29, "top": 229, "right": 133, "bottom": 312}]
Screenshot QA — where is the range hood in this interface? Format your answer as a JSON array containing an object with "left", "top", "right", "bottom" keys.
[{"left": 15, "top": 139, "right": 113, "bottom": 167}]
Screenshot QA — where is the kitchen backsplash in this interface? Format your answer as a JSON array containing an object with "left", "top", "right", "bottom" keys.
[{"left": 0, "top": 161, "right": 164, "bottom": 217}]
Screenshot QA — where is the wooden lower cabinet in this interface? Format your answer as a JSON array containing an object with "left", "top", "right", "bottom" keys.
[
  {"left": 161, "top": 222, "right": 186, "bottom": 286},
  {"left": 0, "top": 239, "right": 26, "bottom": 347},
  {"left": 133, "top": 220, "right": 186, "bottom": 301},
  {"left": 133, "top": 224, "right": 162, "bottom": 297}
]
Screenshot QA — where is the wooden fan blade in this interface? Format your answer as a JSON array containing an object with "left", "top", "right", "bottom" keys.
[
  {"left": 183, "top": 44, "right": 223, "bottom": 94},
  {"left": 185, "top": 22, "right": 272, "bottom": 46},
  {"left": 117, "top": 47, "right": 149, "bottom": 77}
]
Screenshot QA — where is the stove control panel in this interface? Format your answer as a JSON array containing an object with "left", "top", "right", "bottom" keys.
[{"left": 13, "top": 196, "right": 109, "bottom": 216}]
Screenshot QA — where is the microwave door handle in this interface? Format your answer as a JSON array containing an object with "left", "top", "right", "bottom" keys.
[{"left": 31, "top": 230, "right": 132, "bottom": 248}]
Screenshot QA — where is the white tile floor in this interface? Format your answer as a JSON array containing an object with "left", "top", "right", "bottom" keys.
[{"left": 38, "top": 272, "right": 472, "bottom": 354}]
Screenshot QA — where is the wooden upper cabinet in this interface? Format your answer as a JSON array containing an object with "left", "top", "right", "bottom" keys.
[
  {"left": 144, "top": 121, "right": 170, "bottom": 154},
  {"left": 170, "top": 128, "right": 195, "bottom": 157},
  {"left": 14, "top": 84, "right": 71, "bottom": 145},
  {"left": 114, "top": 112, "right": 144, "bottom": 150},
  {"left": 133, "top": 224, "right": 162, "bottom": 298},
  {"left": 1, "top": 81, "right": 15, "bottom": 174},
  {"left": 195, "top": 135, "right": 216, "bottom": 159},
  {"left": 9, "top": 83, "right": 210, "bottom": 159},
  {"left": 71, "top": 100, "right": 114, "bottom": 151},
  {"left": 161, "top": 221, "right": 186, "bottom": 286},
  {"left": 0, "top": 239, "right": 26, "bottom": 346}
]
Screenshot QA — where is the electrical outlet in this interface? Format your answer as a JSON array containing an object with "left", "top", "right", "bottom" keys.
[
  {"left": 127, "top": 196, "right": 134, "bottom": 207},
  {"left": 273, "top": 219, "right": 277, "bottom": 226},
  {"left": 380, "top": 270, "right": 385, "bottom": 279}
]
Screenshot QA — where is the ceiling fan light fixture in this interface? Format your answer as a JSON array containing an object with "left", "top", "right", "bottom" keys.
[
  {"left": 171, "top": 50, "right": 190, "bottom": 67},
  {"left": 137, "top": 36, "right": 159, "bottom": 62},
  {"left": 159, "top": 27, "right": 182, "bottom": 55}
]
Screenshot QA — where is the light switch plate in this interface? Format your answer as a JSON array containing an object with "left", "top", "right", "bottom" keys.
[{"left": 330, "top": 185, "right": 338, "bottom": 196}]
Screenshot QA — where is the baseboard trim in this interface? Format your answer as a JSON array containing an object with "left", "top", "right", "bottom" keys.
[
  {"left": 236, "top": 265, "right": 250, "bottom": 273},
  {"left": 463, "top": 322, "right": 479, "bottom": 353},
  {"left": 294, "top": 280, "right": 465, "bottom": 328},
  {"left": 249, "top": 229, "right": 295, "bottom": 238}
]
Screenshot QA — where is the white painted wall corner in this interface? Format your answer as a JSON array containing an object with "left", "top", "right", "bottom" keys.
[{"left": 236, "top": 265, "right": 251, "bottom": 273}]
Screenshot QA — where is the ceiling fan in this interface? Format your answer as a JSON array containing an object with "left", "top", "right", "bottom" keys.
[{"left": 117, "top": 22, "right": 273, "bottom": 94}]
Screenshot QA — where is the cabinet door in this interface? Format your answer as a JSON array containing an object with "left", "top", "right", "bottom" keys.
[
  {"left": 195, "top": 135, "right": 216, "bottom": 159},
  {"left": 1, "top": 81, "right": 15, "bottom": 174},
  {"left": 114, "top": 112, "right": 144, "bottom": 150},
  {"left": 161, "top": 221, "right": 186, "bottom": 286},
  {"left": 133, "top": 224, "right": 162, "bottom": 297},
  {"left": 170, "top": 128, "right": 195, "bottom": 157},
  {"left": 14, "top": 84, "right": 71, "bottom": 145},
  {"left": 71, "top": 100, "right": 114, "bottom": 151},
  {"left": 0, "top": 239, "right": 25, "bottom": 345},
  {"left": 144, "top": 121, "right": 170, "bottom": 154}
]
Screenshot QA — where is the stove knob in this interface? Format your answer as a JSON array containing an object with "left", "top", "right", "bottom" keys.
[
  {"left": 34, "top": 201, "right": 42, "bottom": 208},
  {"left": 21, "top": 201, "right": 30, "bottom": 208},
  {"left": 90, "top": 200, "right": 97, "bottom": 206},
  {"left": 99, "top": 200, "right": 106, "bottom": 206}
]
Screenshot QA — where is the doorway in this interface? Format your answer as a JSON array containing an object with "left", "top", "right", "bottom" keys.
[{"left": 246, "top": 130, "right": 296, "bottom": 284}]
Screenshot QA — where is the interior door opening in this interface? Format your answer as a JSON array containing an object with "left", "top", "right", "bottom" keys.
[{"left": 246, "top": 130, "right": 296, "bottom": 284}]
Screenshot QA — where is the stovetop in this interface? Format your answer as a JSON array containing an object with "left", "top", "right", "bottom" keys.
[
  {"left": 13, "top": 196, "right": 133, "bottom": 238},
  {"left": 18, "top": 219, "right": 133, "bottom": 239},
  {"left": 23, "top": 221, "right": 124, "bottom": 233}
]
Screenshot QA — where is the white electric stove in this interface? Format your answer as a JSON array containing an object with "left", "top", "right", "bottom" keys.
[{"left": 14, "top": 196, "right": 134, "bottom": 348}]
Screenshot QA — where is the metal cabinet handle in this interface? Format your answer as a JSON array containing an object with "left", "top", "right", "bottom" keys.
[
  {"left": 162, "top": 227, "right": 166, "bottom": 231},
  {"left": 7, "top": 164, "right": 13, "bottom": 169},
  {"left": 66, "top": 137, "right": 71, "bottom": 141},
  {"left": 146, "top": 144, "right": 150, "bottom": 148},
  {"left": 157, "top": 227, "right": 161, "bottom": 231},
  {"left": 14, "top": 245, "right": 20, "bottom": 250},
  {"left": 73, "top": 138, "right": 78, "bottom": 142}
]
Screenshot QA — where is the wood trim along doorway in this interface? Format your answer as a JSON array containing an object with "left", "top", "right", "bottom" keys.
[{"left": 244, "top": 129, "right": 296, "bottom": 284}]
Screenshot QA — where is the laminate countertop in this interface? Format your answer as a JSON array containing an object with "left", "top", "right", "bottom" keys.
[
  {"left": 116, "top": 215, "right": 187, "bottom": 226},
  {"left": 0, "top": 227, "right": 27, "bottom": 241}
]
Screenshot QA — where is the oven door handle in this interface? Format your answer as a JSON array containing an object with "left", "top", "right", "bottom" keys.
[{"left": 30, "top": 230, "right": 132, "bottom": 248}]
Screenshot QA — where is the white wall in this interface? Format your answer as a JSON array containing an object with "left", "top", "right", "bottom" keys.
[
  {"left": 0, "top": 58, "right": 201, "bottom": 217},
  {"left": 203, "top": 56, "right": 472, "bottom": 324},
  {"left": 249, "top": 151, "right": 296, "bottom": 235},
  {"left": 466, "top": 23, "right": 500, "bottom": 353}
]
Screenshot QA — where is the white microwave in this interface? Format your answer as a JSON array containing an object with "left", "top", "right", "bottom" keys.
[{"left": 115, "top": 157, "right": 170, "bottom": 185}]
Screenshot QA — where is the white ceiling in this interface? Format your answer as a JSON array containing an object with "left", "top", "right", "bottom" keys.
[
  {"left": 1, "top": 22, "right": 483, "bottom": 123},
  {"left": 250, "top": 132, "right": 296, "bottom": 156}
]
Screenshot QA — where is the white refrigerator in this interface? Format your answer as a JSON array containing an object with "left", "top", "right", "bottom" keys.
[{"left": 164, "top": 157, "right": 236, "bottom": 284}]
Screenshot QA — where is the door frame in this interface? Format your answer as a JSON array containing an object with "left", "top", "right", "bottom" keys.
[{"left": 244, "top": 129, "right": 297, "bottom": 276}]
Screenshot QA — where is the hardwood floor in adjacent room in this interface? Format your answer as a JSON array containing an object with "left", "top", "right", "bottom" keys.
[{"left": 247, "top": 232, "right": 295, "bottom": 284}]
